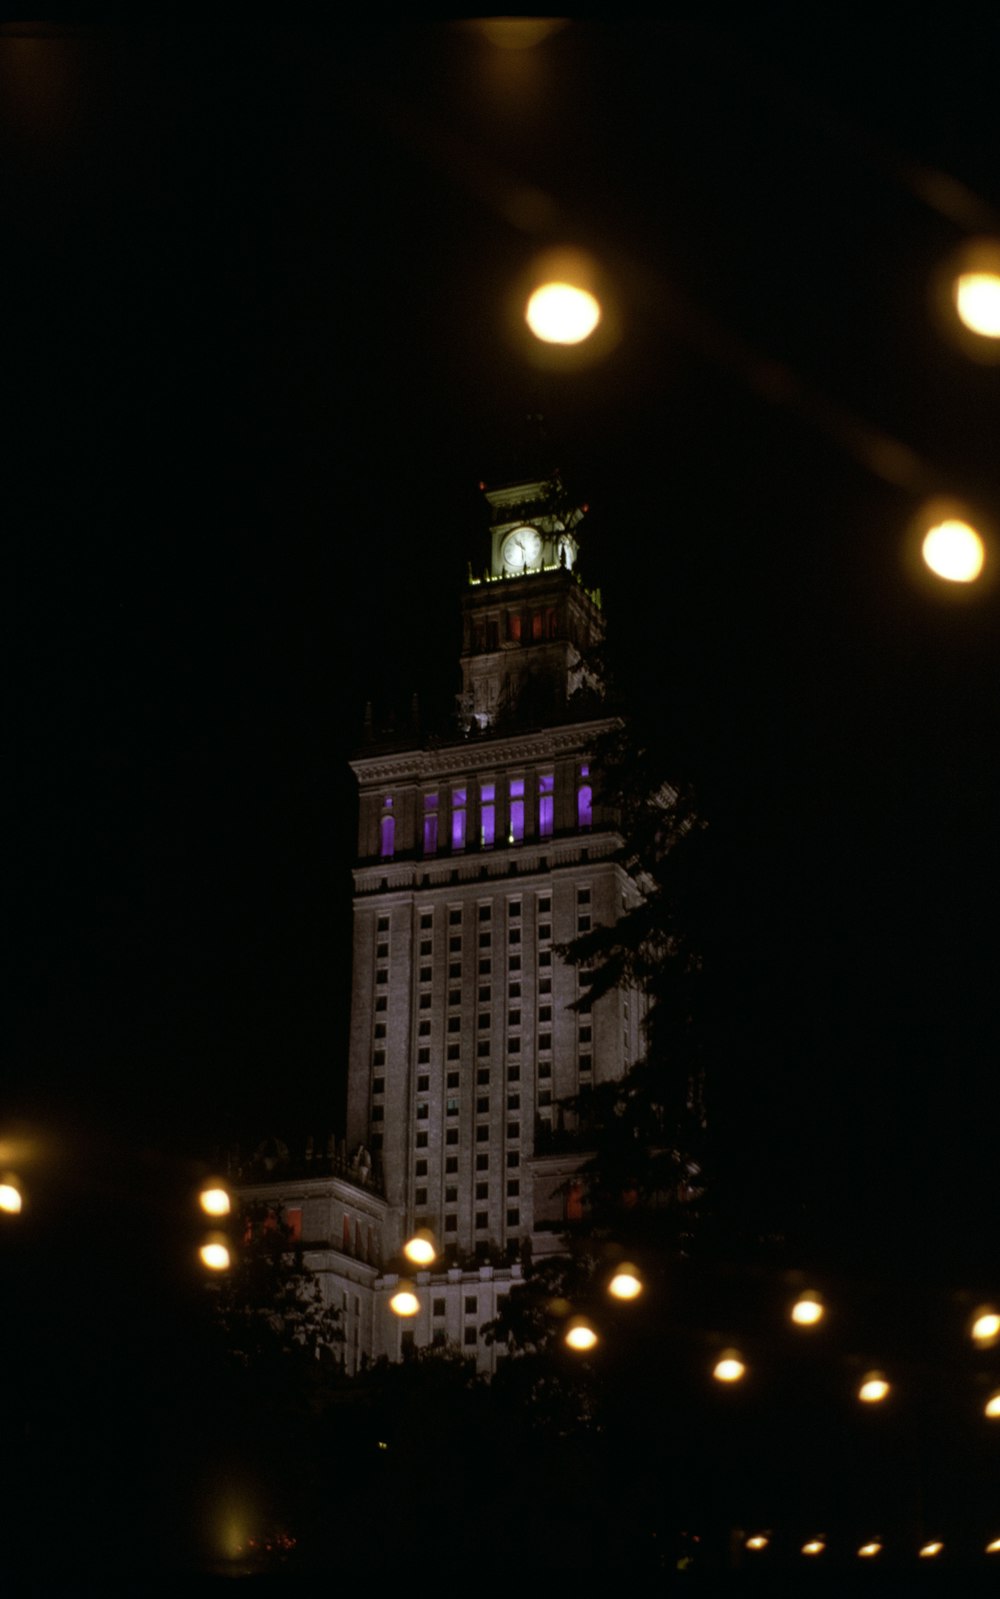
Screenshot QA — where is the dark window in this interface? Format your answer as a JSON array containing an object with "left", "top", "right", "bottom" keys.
[
  {"left": 371, "top": 1106, "right": 384, "bottom": 1122},
  {"left": 433, "top": 1297, "right": 446, "bottom": 1316},
  {"left": 539, "top": 977, "right": 551, "bottom": 996},
  {"left": 433, "top": 1329, "right": 446, "bottom": 1347},
  {"left": 508, "top": 900, "right": 521, "bottom": 920},
  {"left": 508, "top": 928, "right": 521, "bottom": 945},
  {"left": 417, "top": 1104, "right": 428, "bottom": 1120},
  {"left": 476, "top": 1154, "right": 489, "bottom": 1171},
  {"left": 445, "top": 1216, "right": 457, "bottom": 1232},
  {"left": 538, "top": 1089, "right": 552, "bottom": 1106},
  {"left": 375, "top": 995, "right": 388, "bottom": 1012},
  {"left": 419, "top": 913, "right": 432, "bottom": 929},
  {"left": 539, "top": 951, "right": 551, "bottom": 967},
  {"left": 477, "top": 1068, "right": 490, "bottom": 1085},
  {"left": 507, "top": 1179, "right": 520, "bottom": 1197},
  {"left": 539, "top": 1006, "right": 551, "bottom": 1022},
  {"left": 376, "top": 970, "right": 388, "bottom": 985},
  {"left": 446, "top": 1156, "right": 458, "bottom": 1174},
  {"left": 416, "top": 1159, "right": 428, "bottom": 1176},
  {"left": 420, "top": 940, "right": 432, "bottom": 957},
  {"left": 464, "top": 1326, "right": 478, "bottom": 1345},
  {"left": 449, "top": 937, "right": 462, "bottom": 953},
  {"left": 373, "top": 1050, "right": 385, "bottom": 1066},
  {"left": 449, "top": 962, "right": 461, "bottom": 980},
  {"left": 478, "top": 959, "right": 491, "bottom": 976},
  {"left": 378, "top": 916, "right": 390, "bottom": 932},
  {"left": 477, "top": 1096, "right": 489, "bottom": 1114},
  {"left": 417, "top": 1046, "right": 429, "bottom": 1063},
  {"left": 508, "top": 982, "right": 521, "bottom": 999},
  {"left": 478, "top": 985, "right": 491, "bottom": 1003},
  {"left": 372, "top": 1077, "right": 384, "bottom": 1096},
  {"left": 446, "top": 1129, "right": 459, "bottom": 1145},
  {"left": 577, "top": 888, "right": 591, "bottom": 905},
  {"left": 476, "top": 1126, "right": 489, "bottom": 1143},
  {"left": 447, "top": 1070, "right": 460, "bottom": 1088},
  {"left": 507, "top": 1038, "right": 521, "bottom": 1054},
  {"left": 418, "top": 1021, "right": 431, "bottom": 1037},
  {"left": 377, "top": 942, "right": 389, "bottom": 959},
  {"left": 419, "top": 994, "right": 432, "bottom": 1010},
  {"left": 478, "top": 1013, "right": 490, "bottom": 1030},
  {"left": 538, "top": 1060, "right": 551, "bottom": 1078},
  {"left": 579, "top": 1025, "right": 592, "bottom": 1043},
  {"left": 445, "top": 1186, "right": 458, "bottom": 1203},
  {"left": 479, "top": 905, "right": 491, "bottom": 921},
  {"left": 579, "top": 1056, "right": 592, "bottom": 1074},
  {"left": 538, "top": 923, "right": 551, "bottom": 942},
  {"left": 508, "top": 1010, "right": 521, "bottom": 1027},
  {"left": 509, "top": 955, "right": 521, "bottom": 971},
  {"left": 507, "top": 1122, "right": 520, "bottom": 1139},
  {"left": 448, "top": 1017, "right": 460, "bottom": 1033},
  {"left": 420, "top": 966, "right": 432, "bottom": 984},
  {"left": 479, "top": 932, "right": 491, "bottom": 948},
  {"left": 475, "top": 1212, "right": 488, "bottom": 1230},
  {"left": 417, "top": 1074, "right": 429, "bottom": 1092},
  {"left": 507, "top": 1094, "right": 520, "bottom": 1111},
  {"left": 447, "top": 1043, "right": 460, "bottom": 1060},
  {"left": 475, "top": 1182, "right": 488, "bottom": 1200},
  {"left": 577, "top": 915, "right": 591, "bottom": 933},
  {"left": 416, "top": 1131, "right": 428, "bottom": 1148},
  {"left": 449, "top": 990, "right": 461, "bottom": 1006},
  {"left": 477, "top": 1041, "right": 490, "bottom": 1057},
  {"left": 449, "top": 908, "right": 462, "bottom": 925},
  {"left": 507, "top": 1152, "right": 519, "bottom": 1168},
  {"left": 539, "top": 1033, "right": 551, "bottom": 1050},
  {"left": 507, "top": 1209, "right": 520, "bottom": 1226},
  {"left": 447, "top": 1097, "right": 459, "bottom": 1115},
  {"left": 508, "top": 1063, "right": 520, "bottom": 1082},
  {"left": 415, "top": 1187, "right": 427, "bottom": 1205},
  {"left": 538, "top": 896, "right": 551, "bottom": 913},
  {"left": 465, "top": 1296, "right": 478, "bottom": 1313}
]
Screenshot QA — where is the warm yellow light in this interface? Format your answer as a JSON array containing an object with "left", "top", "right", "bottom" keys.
[
  {"left": 526, "top": 282, "right": 601, "bottom": 345},
  {"left": 564, "top": 1318, "right": 599, "bottom": 1352},
  {"left": 608, "top": 1264, "right": 643, "bottom": 1300},
  {"left": 389, "top": 1285, "right": 420, "bottom": 1318},
  {"left": 0, "top": 1182, "right": 23, "bottom": 1214},
  {"left": 921, "top": 519, "right": 985, "bottom": 583},
  {"left": 858, "top": 1541, "right": 881, "bottom": 1558},
  {"left": 919, "top": 1541, "right": 944, "bottom": 1558},
  {"left": 791, "top": 1292, "right": 824, "bottom": 1326},
  {"left": 858, "top": 1373, "right": 890, "bottom": 1403},
  {"left": 199, "top": 1241, "right": 231, "bottom": 1272},
  {"left": 801, "top": 1539, "right": 825, "bottom": 1556},
  {"left": 403, "top": 1229, "right": 437, "bottom": 1267},
  {"left": 199, "top": 1185, "right": 231, "bottom": 1218},
  {"left": 745, "top": 1534, "right": 769, "bottom": 1550},
  {"left": 713, "top": 1353, "right": 746, "bottom": 1383},
  {"left": 971, "top": 1309, "right": 1000, "bottom": 1345},
  {"left": 954, "top": 272, "right": 1000, "bottom": 337},
  {"left": 987, "top": 1537, "right": 1000, "bottom": 1553},
  {"left": 983, "top": 1389, "right": 1000, "bottom": 1418}
]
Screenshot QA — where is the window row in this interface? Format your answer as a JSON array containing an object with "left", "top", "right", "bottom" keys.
[{"left": 378, "top": 770, "right": 592, "bottom": 860}]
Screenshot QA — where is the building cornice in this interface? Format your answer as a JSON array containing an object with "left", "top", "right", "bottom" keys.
[{"left": 351, "top": 716, "right": 620, "bottom": 786}]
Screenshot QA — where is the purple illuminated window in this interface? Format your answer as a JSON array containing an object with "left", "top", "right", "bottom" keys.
[
  {"left": 538, "top": 773, "right": 554, "bottom": 838},
  {"left": 580, "top": 763, "right": 589, "bottom": 778},
  {"left": 509, "top": 777, "right": 524, "bottom": 843},
  {"left": 380, "top": 814, "right": 395, "bottom": 859},
  {"left": 577, "top": 784, "right": 593, "bottom": 830},
  {"left": 423, "top": 793, "right": 438, "bottom": 856},
  {"left": 451, "top": 787, "right": 466, "bottom": 850},
  {"left": 481, "top": 782, "right": 495, "bottom": 848}
]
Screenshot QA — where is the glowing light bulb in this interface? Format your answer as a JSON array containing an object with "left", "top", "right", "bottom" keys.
[
  {"left": 954, "top": 271, "right": 1000, "bottom": 337},
  {"left": 403, "top": 1230, "right": 437, "bottom": 1267},
  {"left": 199, "top": 1185, "right": 231, "bottom": 1217},
  {"left": 526, "top": 282, "right": 601, "bottom": 345},
  {"left": 858, "top": 1541, "right": 881, "bottom": 1558},
  {"left": 921, "top": 519, "right": 985, "bottom": 583},
  {"left": 389, "top": 1285, "right": 419, "bottom": 1318},
  {"left": 713, "top": 1353, "right": 746, "bottom": 1383},
  {"left": 608, "top": 1265, "right": 642, "bottom": 1300},
  {"left": 971, "top": 1309, "right": 1000, "bottom": 1345},
  {"left": 564, "top": 1318, "right": 598, "bottom": 1352},
  {"left": 858, "top": 1373, "right": 890, "bottom": 1403},
  {"left": 983, "top": 1389, "right": 1000, "bottom": 1418},
  {"left": 199, "top": 1241, "right": 231, "bottom": 1271},
  {"left": 802, "top": 1539, "right": 825, "bottom": 1556},
  {"left": 919, "top": 1541, "right": 943, "bottom": 1558},
  {"left": 745, "top": 1534, "right": 769, "bottom": 1550},
  {"left": 0, "top": 1182, "right": 23, "bottom": 1214},
  {"left": 791, "top": 1291, "right": 824, "bottom": 1326}
]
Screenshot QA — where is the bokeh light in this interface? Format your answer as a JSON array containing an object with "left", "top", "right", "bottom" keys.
[
  {"left": 713, "top": 1352, "right": 746, "bottom": 1383},
  {"left": 858, "top": 1541, "right": 882, "bottom": 1558},
  {"left": 526, "top": 281, "right": 602, "bottom": 345},
  {"left": 922, "top": 518, "right": 985, "bottom": 583},
  {"left": 987, "top": 1537, "right": 1000, "bottom": 1553},
  {"left": 971, "top": 1308, "right": 1000, "bottom": 1345},
  {"left": 199, "top": 1240, "right": 231, "bottom": 1272},
  {"left": 403, "top": 1229, "right": 437, "bottom": 1267},
  {"left": 388, "top": 1284, "right": 420, "bottom": 1318},
  {"left": 745, "top": 1534, "right": 769, "bottom": 1550},
  {"left": 790, "top": 1291, "right": 824, "bottom": 1326},
  {"left": 564, "top": 1317, "right": 598, "bottom": 1352},
  {"left": 199, "top": 1184, "right": 231, "bottom": 1218},
  {"left": 954, "top": 270, "right": 1000, "bottom": 337},
  {"left": 608, "top": 1264, "right": 643, "bottom": 1300},
  {"left": 858, "top": 1373, "right": 890, "bottom": 1403},
  {"left": 919, "top": 1541, "right": 944, "bottom": 1558},
  {"left": 0, "top": 1178, "right": 23, "bottom": 1214},
  {"left": 983, "top": 1390, "right": 1000, "bottom": 1418},
  {"left": 801, "top": 1539, "right": 825, "bottom": 1556}
]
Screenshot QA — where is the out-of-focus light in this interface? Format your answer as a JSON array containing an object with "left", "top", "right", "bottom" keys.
[
  {"left": 608, "top": 1264, "right": 643, "bottom": 1300},
  {"left": 564, "top": 1317, "right": 598, "bottom": 1352},
  {"left": 403, "top": 1229, "right": 437, "bottom": 1267},
  {"left": 713, "top": 1352, "right": 746, "bottom": 1383},
  {"left": 791, "top": 1291, "right": 824, "bottom": 1326},
  {"left": 858, "top": 1372, "right": 890, "bottom": 1403},
  {"left": 389, "top": 1284, "right": 420, "bottom": 1318},
  {"left": 919, "top": 1541, "right": 944, "bottom": 1558},
  {"left": 474, "top": 18, "right": 566, "bottom": 49},
  {"left": 922, "top": 519, "right": 985, "bottom": 583},
  {"left": 983, "top": 1389, "right": 1000, "bottom": 1418},
  {"left": 955, "top": 271, "right": 1000, "bottom": 337},
  {"left": 971, "top": 1308, "right": 1000, "bottom": 1345},
  {"left": 986, "top": 1537, "right": 1000, "bottom": 1553},
  {"left": 199, "top": 1240, "right": 231, "bottom": 1272},
  {"left": 858, "top": 1541, "right": 882, "bottom": 1558},
  {"left": 0, "top": 1179, "right": 23, "bottom": 1214},
  {"left": 801, "top": 1539, "right": 825, "bottom": 1556},
  {"left": 199, "top": 1184, "right": 231, "bottom": 1218},
  {"left": 745, "top": 1534, "right": 769, "bottom": 1550},
  {"left": 526, "top": 282, "right": 601, "bottom": 345}
]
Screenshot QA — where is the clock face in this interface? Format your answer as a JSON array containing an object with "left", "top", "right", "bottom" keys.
[{"left": 502, "top": 525, "right": 542, "bottom": 571}]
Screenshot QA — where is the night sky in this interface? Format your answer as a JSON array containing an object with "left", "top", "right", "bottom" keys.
[{"left": 8, "top": 21, "right": 1000, "bottom": 1274}]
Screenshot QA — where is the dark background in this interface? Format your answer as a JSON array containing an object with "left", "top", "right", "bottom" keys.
[{"left": 7, "top": 20, "right": 1000, "bottom": 1277}]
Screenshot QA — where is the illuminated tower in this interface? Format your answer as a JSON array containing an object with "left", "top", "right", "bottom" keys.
[{"left": 346, "top": 469, "right": 643, "bottom": 1316}]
